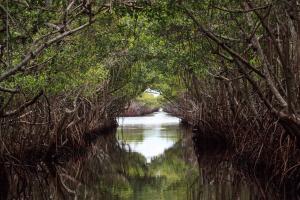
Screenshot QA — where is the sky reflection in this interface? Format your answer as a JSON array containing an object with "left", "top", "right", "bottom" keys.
[{"left": 117, "top": 111, "right": 180, "bottom": 162}]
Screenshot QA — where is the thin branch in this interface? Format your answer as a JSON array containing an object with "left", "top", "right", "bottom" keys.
[
  {"left": 0, "top": 21, "right": 92, "bottom": 82},
  {"left": 0, "top": 59, "right": 9, "bottom": 68},
  {"left": 25, "top": 55, "right": 56, "bottom": 72},
  {"left": 0, "top": 4, "right": 16, "bottom": 24},
  {"left": 213, "top": 4, "right": 271, "bottom": 13},
  {"left": 183, "top": 7, "right": 265, "bottom": 78},
  {"left": 249, "top": 1, "right": 285, "bottom": 67},
  {"left": 0, "top": 86, "right": 19, "bottom": 93},
  {"left": 214, "top": 33, "right": 243, "bottom": 42},
  {"left": 1, "top": 90, "right": 43, "bottom": 117},
  {"left": 207, "top": 70, "right": 250, "bottom": 82}
]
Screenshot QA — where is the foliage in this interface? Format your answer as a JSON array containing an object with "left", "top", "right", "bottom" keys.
[{"left": 136, "top": 92, "right": 161, "bottom": 109}]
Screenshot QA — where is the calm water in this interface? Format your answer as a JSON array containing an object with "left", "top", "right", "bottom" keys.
[
  {"left": 113, "top": 112, "right": 258, "bottom": 200},
  {"left": 3, "top": 111, "right": 264, "bottom": 199},
  {"left": 114, "top": 111, "right": 259, "bottom": 200},
  {"left": 117, "top": 111, "right": 181, "bottom": 162},
  {"left": 115, "top": 111, "right": 199, "bottom": 200}
]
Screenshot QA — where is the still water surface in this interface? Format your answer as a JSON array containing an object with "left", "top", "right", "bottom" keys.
[
  {"left": 114, "top": 111, "right": 260, "bottom": 200},
  {"left": 4, "top": 111, "right": 264, "bottom": 199},
  {"left": 117, "top": 111, "right": 180, "bottom": 162},
  {"left": 116, "top": 111, "right": 199, "bottom": 200}
]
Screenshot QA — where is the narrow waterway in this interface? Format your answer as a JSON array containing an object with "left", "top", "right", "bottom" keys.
[
  {"left": 2, "top": 111, "right": 264, "bottom": 199},
  {"left": 114, "top": 111, "right": 259, "bottom": 200},
  {"left": 115, "top": 111, "right": 199, "bottom": 200},
  {"left": 117, "top": 111, "right": 181, "bottom": 162}
]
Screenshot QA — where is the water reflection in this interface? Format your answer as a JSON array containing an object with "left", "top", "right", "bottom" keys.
[
  {"left": 113, "top": 111, "right": 199, "bottom": 199},
  {"left": 1, "top": 111, "right": 273, "bottom": 199},
  {"left": 117, "top": 111, "right": 180, "bottom": 162},
  {"left": 118, "top": 111, "right": 180, "bottom": 127}
]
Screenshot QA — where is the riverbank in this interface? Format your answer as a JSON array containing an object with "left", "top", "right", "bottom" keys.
[
  {"left": 193, "top": 126, "right": 300, "bottom": 200},
  {"left": 0, "top": 118, "right": 118, "bottom": 200},
  {"left": 1, "top": 108, "right": 289, "bottom": 200},
  {"left": 0, "top": 91, "right": 126, "bottom": 199},
  {"left": 165, "top": 100, "right": 300, "bottom": 200},
  {"left": 0, "top": 110, "right": 189, "bottom": 199}
]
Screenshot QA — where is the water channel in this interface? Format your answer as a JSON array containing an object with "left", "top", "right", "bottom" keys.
[
  {"left": 115, "top": 111, "right": 198, "bottom": 200},
  {"left": 111, "top": 111, "right": 259, "bottom": 200},
  {"left": 4, "top": 111, "right": 264, "bottom": 199}
]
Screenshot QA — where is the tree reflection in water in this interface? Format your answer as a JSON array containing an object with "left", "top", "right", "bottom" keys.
[{"left": 0, "top": 126, "right": 277, "bottom": 199}]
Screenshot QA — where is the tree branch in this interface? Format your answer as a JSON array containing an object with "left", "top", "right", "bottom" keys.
[
  {"left": 213, "top": 4, "right": 271, "bottom": 13},
  {"left": 0, "top": 21, "right": 92, "bottom": 82},
  {"left": 1, "top": 90, "right": 43, "bottom": 117},
  {"left": 0, "top": 86, "right": 19, "bottom": 93},
  {"left": 183, "top": 7, "right": 265, "bottom": 79}
]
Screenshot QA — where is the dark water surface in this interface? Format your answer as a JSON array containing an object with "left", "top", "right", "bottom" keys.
[
  {"left": 3, "top": 111, "right": 263, "bottom": 199},
  {"left": 114, "top": 111, "right": 259, "bottom": 200},
  {"left": 116, "top": 111, "right": 198, "bottom": 200}
]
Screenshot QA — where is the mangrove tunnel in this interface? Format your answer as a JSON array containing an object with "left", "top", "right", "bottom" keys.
[{"left": 1, "top": 0, "right": 300, "bottom": 199}]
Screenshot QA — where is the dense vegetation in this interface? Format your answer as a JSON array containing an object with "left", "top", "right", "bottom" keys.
[
  {"left": 121, "top": 92, "right": 161, "bottom": 116},
  {"left": 1, "top": 0, "right": 300, "bottom": 199},
  {"left": 0, "top": 0, "right": 155, "bottom": 163}
]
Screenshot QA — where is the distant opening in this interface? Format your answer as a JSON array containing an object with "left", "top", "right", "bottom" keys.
[
  {"left": 120, "top": 88, "right": 162, "bottom": 117},
  {"left": 145, "top": 88, "right": 161, "bottom": 97}
]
